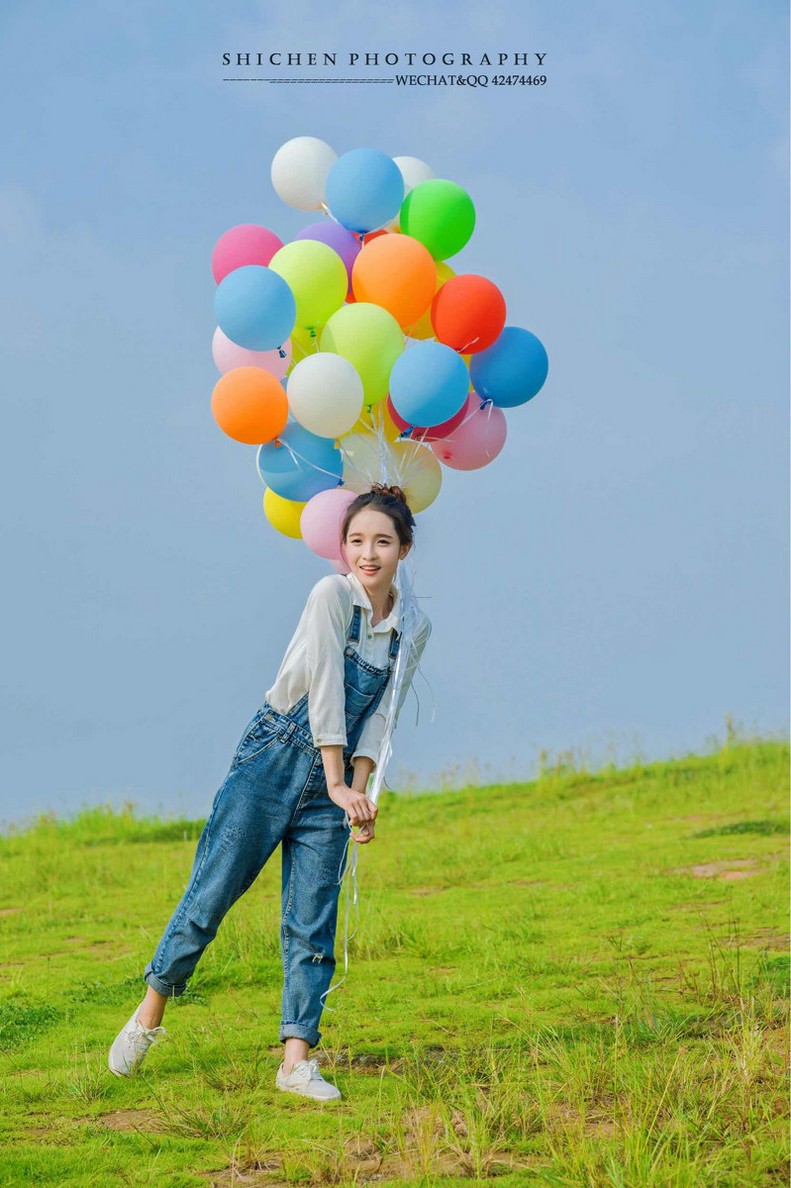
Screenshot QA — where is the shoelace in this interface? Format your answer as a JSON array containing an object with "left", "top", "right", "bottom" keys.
[
  {"left": 288, "top": 1058, "right": 322, "bottom": 1082},
  {"left": 129, "top": 1022, "right": 164, "bottom": 1059}
]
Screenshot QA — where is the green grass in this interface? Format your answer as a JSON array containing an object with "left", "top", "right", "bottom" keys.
[{"left": 0, "top": 734, "right": 788, "bottom": 1186}]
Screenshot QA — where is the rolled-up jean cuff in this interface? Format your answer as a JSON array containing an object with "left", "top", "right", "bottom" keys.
[
  {"left": 144, "top": 965, "right": 187, "bottom": 998},
  {"left": 279, "top": 1025, "right": 320, "bottom": 1047}
]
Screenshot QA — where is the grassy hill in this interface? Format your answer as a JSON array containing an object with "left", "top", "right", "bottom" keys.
[{"left": 0, "top": 737, "right": 788, "bottom": 1186}]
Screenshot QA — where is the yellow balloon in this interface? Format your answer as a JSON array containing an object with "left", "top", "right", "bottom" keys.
[
  {"left": 392, "top": 439, "right": 442, "bottom": 512},
  {"left": 289, "top": 323, "right": 319, "bottom": 365},
  {"left": 263, "top": 488, "right": 306, "bottom": 539},
  {"left": 351, "top": 400, "right": 401, "bottom": 443},
  {"left": 409, "top": 261, "right": 456, "bottom": 340}
]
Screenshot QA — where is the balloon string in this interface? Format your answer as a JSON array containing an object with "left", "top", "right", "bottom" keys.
[
  {"left": 393, "top": 431, "right": 429, "bottom": 482},
  {"left": 319, "top": 826, "right": 359, "bottom": 1013},
  {"left": 319, "top": 552, "right": 425, "bottom": 1010},
  {"left": 337, "top": 419, "right": 398, "bottom": 488},
  {"left": 410, "top": 653, "right": 437, "bottom": 728},
  {"left": 368, "top": 553, "right": 421, "bottom": 805},
  {"left": 272, "top": 392, "right": 492, "bottom": 491},
  {"left": 290, "top": 333, "right": 321, "bottom": 363}
]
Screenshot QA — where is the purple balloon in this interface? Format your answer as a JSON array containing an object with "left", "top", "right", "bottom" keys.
[{"left": 293, "top": 221, "right": 361, "bottom": 282}]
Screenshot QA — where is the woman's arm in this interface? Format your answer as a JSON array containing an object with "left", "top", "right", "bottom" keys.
[
  {"left": 320, "top": 744, "right": 377, "bottom": 827},
  {"left": 350, "top": 755, "right": 374, "bottom": 792}
]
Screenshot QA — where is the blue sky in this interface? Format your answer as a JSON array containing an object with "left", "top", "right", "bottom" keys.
[{"left": 0, "top": 1, "right": 787, "bottom": 826}]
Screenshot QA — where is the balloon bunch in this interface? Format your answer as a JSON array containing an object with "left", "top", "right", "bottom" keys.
[{"left": 210, "top": 135, "right": 549, "bottom": 562}]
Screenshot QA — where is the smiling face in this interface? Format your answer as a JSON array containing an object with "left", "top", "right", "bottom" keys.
[{"left": 343, "top": 507, "right": 411, "bottom": 600}]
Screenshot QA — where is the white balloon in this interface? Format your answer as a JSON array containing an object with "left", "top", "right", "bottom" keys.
[
  {"left": 287, "top": 353, "right": 364, "bottom": 438},
  {"left": 390, "top": 156, "right": 436, "bottom": 230},
  {"left": 393, "top": 155, "right": 436, "bottom": 191},
  {"left": 271, "top": 136, "right": 337, "bottom": 212}
]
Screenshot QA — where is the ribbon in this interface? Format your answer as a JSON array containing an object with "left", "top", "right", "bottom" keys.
[
  {"left": 319, "top": 397, "right": 432, "bottom": 1012},
  {"left": 318, "top": 553, "right": 425, "bottom": 1013}
]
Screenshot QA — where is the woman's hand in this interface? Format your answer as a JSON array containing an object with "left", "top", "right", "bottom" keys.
[
  {"left": 351, "top": 820, "right": 376, "bottom": 845},
  {"left": 327, "top": 782, "right": 378, "bottom": 826}
]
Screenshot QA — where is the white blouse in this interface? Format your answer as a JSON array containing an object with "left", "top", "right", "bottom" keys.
[{"left": 265, "top": 571, "right": 431, "bottom": 770}]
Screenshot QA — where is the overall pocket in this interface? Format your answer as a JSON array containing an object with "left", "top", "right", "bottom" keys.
[{"left": 230, "top": 709, "right": 280, "bottom": 769}]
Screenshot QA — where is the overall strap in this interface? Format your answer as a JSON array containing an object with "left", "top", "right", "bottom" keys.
[
  {"left": 348, "top": 604, "right": 362, "bottom": 644},
  {"left": 388, "top": 629, "right": 401, "bottom": 661}
]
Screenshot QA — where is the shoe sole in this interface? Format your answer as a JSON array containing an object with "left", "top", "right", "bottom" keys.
[
  {"left": 108, "top": 1053, "right": 137, "bottom": 1077},
  {"left": 275, "top": 1081, "right": 341, "bottom": 1101}
]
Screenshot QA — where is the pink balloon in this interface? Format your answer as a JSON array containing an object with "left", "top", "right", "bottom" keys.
[
  {"left": 212, "top": 327, "right": 292, "bottom": 378},
  {"left": 211, "top": 224, "right": 284, "bottom": 283},
  {"left": 331, "top": 553, "right": 351, "bottom": 575},
  {"left": 301, "top": 488, "right": 358, "bottom": 560},
  {"left": 386, "top": 394, "right": 468, "bottom": 441},
  {"left": 430, "top": 396, "right": 507, "bottom": 470}
]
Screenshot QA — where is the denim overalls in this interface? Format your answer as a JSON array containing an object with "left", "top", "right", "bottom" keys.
[{"left": 144, "top": 604, "right": 400, "bottom": 1049}]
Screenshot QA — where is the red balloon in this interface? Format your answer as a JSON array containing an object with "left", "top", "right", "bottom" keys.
[
  {"left": 431, "top": 274, "right": 506, "bottom": 354},
  {"left": 362, "top": 229, "right": 390, "bottom": 245},
  {"left": 386, "top": 394, "right": 468, "bottom": 442}
]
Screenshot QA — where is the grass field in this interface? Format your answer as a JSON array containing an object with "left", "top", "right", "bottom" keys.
[{"left": 0, "top": 734, "right": 788, "bottom": 1186}]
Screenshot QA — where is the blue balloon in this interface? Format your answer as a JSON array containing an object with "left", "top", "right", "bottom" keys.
[
  {"left": 215, "top": 265, "right": 296, "bottom": 352},
  {"left": 256, "top": 421, "right": 343, "bottom": 502},
  {"left": 325, "top": 149, "right": 404, "bottom": 234},
  {"left": 470, "top": 326, "right": 549, "bottom": 408},
  {"left": 389, "top": 341, "right": 469, "bottom": 428}
]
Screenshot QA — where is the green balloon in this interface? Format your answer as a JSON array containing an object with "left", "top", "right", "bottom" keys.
[
  {"left": 270, "top": 240, "right": 347, "bottom": 332},
  {"left": 400, "top": 179, "right": 476, "bottom": 261},
  {"left": 320, "top": 303, "right": 405, "bottom": 406}
]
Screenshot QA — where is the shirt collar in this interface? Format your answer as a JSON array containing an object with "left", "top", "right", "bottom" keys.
[{"left": 345, "top": 570, "right": 401, "bottom": 629}]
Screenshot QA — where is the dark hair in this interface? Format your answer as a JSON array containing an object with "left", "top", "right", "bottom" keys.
[{"left": 341, "top": 483, "right": 416, "bottom": 547}]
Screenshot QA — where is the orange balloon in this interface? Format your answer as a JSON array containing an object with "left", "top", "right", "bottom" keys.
[
  {"left": 211, "top": 366, "right": 288, "bottom": 445},
  {"left": 352, "top": 234, "right": 437, "bottom": 330},
  {"left": 410, "top": 261, "right": 455, "bottom": 340},
  {"left": 431, "top": 274, "right": 506, "bottom": 354}
]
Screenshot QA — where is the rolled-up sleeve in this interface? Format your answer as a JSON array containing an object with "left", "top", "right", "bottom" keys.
[
  {"left": 352, "top": 616, "right": 432, "bottom": 769},
  {"left": 304, "top": 578, "right": 350, "bottom": 748}
]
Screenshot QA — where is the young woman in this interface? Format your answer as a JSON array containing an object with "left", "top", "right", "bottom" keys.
[{"left": 108, "top": 483, "right": 431, "bottom": 1101}]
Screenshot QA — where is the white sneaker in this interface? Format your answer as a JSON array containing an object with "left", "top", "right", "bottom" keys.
[
  {"left": 108, "top": 1006, "right": 166, "bottom": 1077},
  {"left": 276, "top": 1057, "right": 342, "bottom": 1101}
]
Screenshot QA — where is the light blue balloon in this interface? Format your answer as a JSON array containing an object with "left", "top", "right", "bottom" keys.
[
  {"left": 325, "top": 149, "right": 404, "bottom": 234},
  {"left": 256, "top": 421, "right": 343, "bottom": 502},
  {"left": 389, "top": 341, "right": 469, "bottom": 428},
  {"left": 470, "top": 326, "right": 549, "bottom": 408},
  {"left": 214, "top": 265, "right": 296, "bottom": 352}
]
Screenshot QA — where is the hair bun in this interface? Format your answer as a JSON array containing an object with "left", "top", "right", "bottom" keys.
[
  {"left": 341, "top": 482, "right": 416, "bottom": 547},
  {"left": 370, "top": 482, "right": 408, "bottom": 505}
]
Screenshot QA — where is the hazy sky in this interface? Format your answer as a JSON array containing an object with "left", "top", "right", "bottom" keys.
[{"left": 1, "top": 1, "right": 787, "bottom": 827}]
